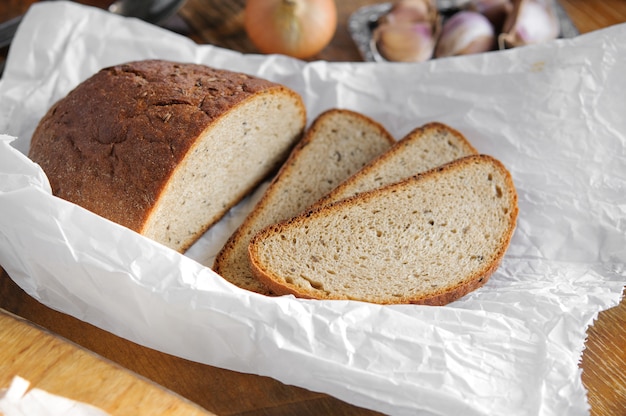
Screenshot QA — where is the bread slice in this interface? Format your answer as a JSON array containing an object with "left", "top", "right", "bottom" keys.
[
  {"left": 213, "top": 109, "right": 395, "bottom": 294},
  {"left": 28, "top": 60, "right": 306, "bottom": 253},
  {"left": 312, "top": 122, "right": 477, "bottom": 209},
  {"left": 248, "top": 154, "right": 518, "bottom": 305}
]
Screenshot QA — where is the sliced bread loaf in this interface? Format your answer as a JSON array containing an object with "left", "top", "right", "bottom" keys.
[
  {"left": 213, "top": 108, "right": 395, "bottom": 294},
  {"left": 248, "top": 154, "right": 518, "bottom": 305},
  {"left": 29, "top": 60, "right": 306, "bottom": 253},
  {"left": 312, "top": 122, "right": 477, "bottom": 209}
]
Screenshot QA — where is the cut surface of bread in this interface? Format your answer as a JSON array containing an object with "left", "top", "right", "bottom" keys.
[
  {"left": 313, "top": 122, "right": 477, "bottom": 209},
  {"left": 213, "top": 108, "right": 395, "bottom": 294},
  {"left": 248, "top": 154, "right": 518, "bottom": 305},
  {"left": 28, "top": 60, "right": 306, "bottom": 253}
]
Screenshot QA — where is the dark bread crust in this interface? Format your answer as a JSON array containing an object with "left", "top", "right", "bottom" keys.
[
  {"left": 248, "top": 154, "right": 519, "bottom": 305},
  {"left": 28, "top": 59, "right": 300, "bottom": 234}
]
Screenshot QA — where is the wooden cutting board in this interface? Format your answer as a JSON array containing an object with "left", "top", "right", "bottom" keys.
[{"left": 0, "top": 309, "right": 214, "bottom": 415}]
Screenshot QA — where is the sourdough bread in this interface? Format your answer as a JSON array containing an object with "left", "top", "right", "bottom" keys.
[
  {"left": 248, "top": 154, "right": 518, "bottom": 305},
  {"left": 213, "top": 109, "right": 395, "bottom": 294},
  {"left": 28, "top": 60, "right": 306, "bottom": 253},
  {"left": 313, "top": 122, "right": 477, "bottom": 208}
]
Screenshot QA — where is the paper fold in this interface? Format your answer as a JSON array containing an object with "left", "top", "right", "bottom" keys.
[{"left": 0, "top": 3, "right": 625, "bottom": 415}]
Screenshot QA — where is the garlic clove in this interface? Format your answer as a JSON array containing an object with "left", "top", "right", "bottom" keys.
[
  {"left": 468, "top": 0, "right": 513, "bottom": 32},
  {"left": 373, "top": 21, "right": 437, "bottom": 62},
  {"left": 381, "top": 0, "right": 438, "bottom": 24},
  {"left": 435, "top": 11, "right": 496, "bottom": 58},
  {"left": 499, "top": 0, "right": 559, "bottom": 48},
  {"left": 373, "top": 0, "right": 441, "bottom": 63}
]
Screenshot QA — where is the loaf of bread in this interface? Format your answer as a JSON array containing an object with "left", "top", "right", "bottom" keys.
[
  {"left": 213, "top": 109, "right": 395, "bottom": 293},
  {"left": 248, "top": 154, "right": 518, "bottom": 305},
  {"left": 312, "top": 122, "right": 477, "bottom": 209},
  {"left": 28, "top": 60, "right": 306, "bottom": 253}
]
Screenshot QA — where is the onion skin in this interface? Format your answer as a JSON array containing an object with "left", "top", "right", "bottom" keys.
[{"left": 244, "top": 0, "right": 337, "bottom": 60}]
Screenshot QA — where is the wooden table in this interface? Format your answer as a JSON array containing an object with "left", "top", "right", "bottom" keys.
[{"left": 1, "top": 1, "right": 625, "bottom": 415}]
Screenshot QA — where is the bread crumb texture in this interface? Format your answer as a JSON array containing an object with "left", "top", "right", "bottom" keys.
[
  {"left": 213, "top": 108, "right": 393, "bottom": 294},
  {"left": 249, "top": 155, "right": 518, "bottom": 305},
  {"left": 316, "top": 121, "right": 477, "bottom": 207}
]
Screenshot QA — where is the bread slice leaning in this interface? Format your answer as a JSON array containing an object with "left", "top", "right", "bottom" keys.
[
  {"left": 248, "top": 154, "right": 518, "bottom": 305},
  {"left": 213, "top": 108, "right": 395, "bottom": 294},
  {"left": 312, "top": 122, "right": 478, "bottom": 209}
]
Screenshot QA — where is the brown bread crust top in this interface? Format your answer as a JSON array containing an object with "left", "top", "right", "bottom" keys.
[{"left": 28, "top": 59, "right": 289, "bottom": 231}]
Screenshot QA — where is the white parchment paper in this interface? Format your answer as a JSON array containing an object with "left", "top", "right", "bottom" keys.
[
  {"left": 0, "top": 2, "right": 625, "bottom": 415},
  {"left": 0, "top": 376, "right": 109, "bottom": 416}
]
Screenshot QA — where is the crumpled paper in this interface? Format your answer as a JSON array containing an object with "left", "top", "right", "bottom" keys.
[
  {"left": 0, "top": 2, "right": 624, "bottom": 415},
  {"left": 0, "top": 376, "right": 109, "bottom": 416}
]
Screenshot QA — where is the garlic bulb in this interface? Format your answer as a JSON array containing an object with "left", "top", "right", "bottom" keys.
[
  {"left": 381, "top": 0, "right": 438, "bottom": 24},
  {"left": 499, "top": 0, "right": 559, "bottom": 48},
  {"left": 468, "top": 0, "right": 512, "bottom": 32},
  {"left": 435, "top": 11, "right": 495, "bottom": 58},
  {"left": 244, "top": 0, "right": 337, "bottom": 59},
  {"left": 373, "top": 0, "right": 441, "bottom": 62},
  {"left": 374, "top": 22, "right": 438, "bottom": 62}
]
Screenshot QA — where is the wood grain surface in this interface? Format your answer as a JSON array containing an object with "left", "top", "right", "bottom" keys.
[
  {"left": 0, "top": 309, "right": 214, "bottom": 415},
  {"left": 0, "top": 1, "right": 625, "bottom": 415}
]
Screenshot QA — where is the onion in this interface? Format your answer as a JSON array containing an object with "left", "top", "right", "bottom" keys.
[
  {"left": 244, "top": 0, "right": 337, "bottom": 59},
  {"left": 381, "top": 0, "right": 438, "bottom": 25}
]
